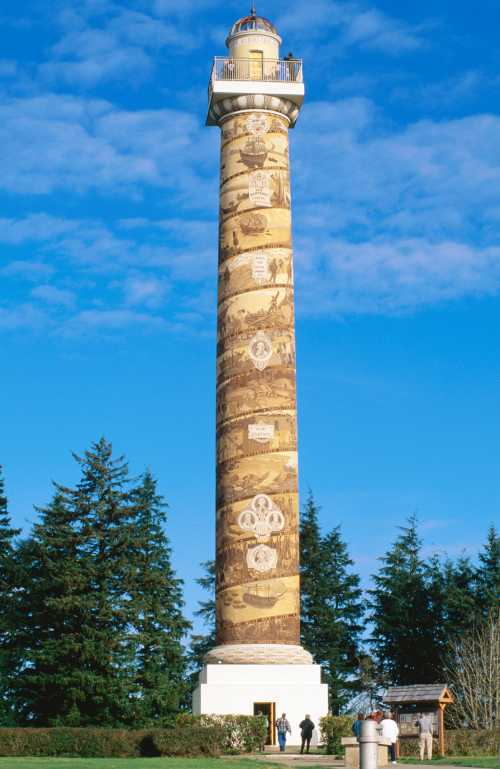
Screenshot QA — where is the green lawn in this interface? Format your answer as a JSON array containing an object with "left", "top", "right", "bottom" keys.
[
  {"left": 0, "top": 760, "right": 280, "bottom": 769},
  {"left": 400, "top": 758, "right": 499, "bottom": 768}
]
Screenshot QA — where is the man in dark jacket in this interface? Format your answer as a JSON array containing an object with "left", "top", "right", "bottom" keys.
[{"left": 299, "top": 714, "right": 315, "bottom": 754}]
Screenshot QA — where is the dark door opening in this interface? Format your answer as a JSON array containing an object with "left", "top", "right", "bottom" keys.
[{"left": 253, "top": 701, "right": 276, "bottom": 745}]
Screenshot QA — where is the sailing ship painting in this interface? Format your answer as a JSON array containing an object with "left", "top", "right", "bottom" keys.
[
  {"left": 239, "top": 212, "right": 268, "bottom": 235},
  {"left": 239, "top": 136, "right": 268, "bottom": 169},
  {"left": 243, "top": 579, "right": 287, "bottom": 608}
]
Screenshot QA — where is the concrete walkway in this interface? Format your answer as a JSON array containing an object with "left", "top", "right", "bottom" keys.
[
  {"left": 248, "top": 757, "right": 488, "bottom": 769},
  {"left": 250, "top": 754, "right": 343, "bottom": 767}
]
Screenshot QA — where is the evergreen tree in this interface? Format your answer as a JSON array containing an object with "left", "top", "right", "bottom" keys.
[
  {"left": 424, "top": 554, "right": 477, "bottom": 669},
  {"left": 187, "top": 560, "right": 216, "bottom": 696},
  {"left": 300, "top": 491, "right": 323, "bottom": 657},
  {"left": 13, "top": 439, "right": 189, "bottom": 727},
  {"left": 442, "top": 555, "right": 477, "bottom": 637},
  {"left": 0, "top": 467, "right": 21, "bottom": 725},
  {"left": 12, "top": 493, "right": 97, "bottom": 725},
  {"left": 368, "top": 516, "right": 440, "bottom": 684},
  {"left": 475, "top": 525, "right": 500, "bottom": 617},
  {"left": 300, "top": 492, "right": 364, "bottom": 712},
  {"left": 126, "top": 470, "right": 190, "bottom": 725}
]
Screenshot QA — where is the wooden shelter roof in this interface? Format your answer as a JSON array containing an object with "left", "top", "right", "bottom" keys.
[{"left": 384, "top": 684, "right": 453, "bottom": 704}]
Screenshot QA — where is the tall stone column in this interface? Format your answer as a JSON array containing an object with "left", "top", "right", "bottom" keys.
[
  {"left": 194, "top": 12, "right": 328, "bottom": 728},
  {"left": 211, "top": 106, "right": 305, "bottom": 661}
]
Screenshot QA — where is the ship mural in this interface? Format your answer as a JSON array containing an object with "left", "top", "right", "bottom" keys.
[
  {"left": 243, "top": 580, "right": 287, "bottom": 608},
  {"left": 239, "top": 212, "right": 268, "bottom": 236},
  {"left": 239, "top": 136, "right": 268, "bottom": 169}
]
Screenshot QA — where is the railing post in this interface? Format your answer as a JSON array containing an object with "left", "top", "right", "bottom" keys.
[
  {"left": 211, "top": 57, "right": 303, "bottom": 83},
  {"left": 359, "top": 720, "right": 379, "bottom": 769}
]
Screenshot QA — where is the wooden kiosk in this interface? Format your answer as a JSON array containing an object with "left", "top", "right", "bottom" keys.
[{"left": 384, "top": 684, "right": 454, "bottom": 757}]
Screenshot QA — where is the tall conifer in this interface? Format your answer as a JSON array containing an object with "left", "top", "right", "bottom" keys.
[
  {"left": 300, "top": 492, "right": 364, "bottom": 712},
  {"left": 476, "top": 525, "right": 500, "bottom": 617},
  {"left": 126, "top": 470, "right": 190, "bottom": 724},
  {"left": 0, "top": 467, "right": 20, "bottom": 725},
  {"left": 368, "top": 516, "right": 439, "bottom": 684},
  {"left": 187, "top": 560, "right": 216, "bottom": 696},
  {"left": 13, "top": 439, "right": 189, "bottom": 726},
  {"left": 12, "top": 493, "right": 96, "bottom": 725}
]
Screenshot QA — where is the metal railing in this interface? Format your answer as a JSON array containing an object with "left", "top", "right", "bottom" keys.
[{"left": 212, "top": 57, "right": 303, "bottom": 83}]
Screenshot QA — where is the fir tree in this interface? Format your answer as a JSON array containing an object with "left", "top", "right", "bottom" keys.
[
  {"left": 0, "top": 467, "right": 21, "bottom": 725},
  {"left": 368, "top": 516, "right": 440, "bottom": 684},
  {"left": 475, "top": 525, "right": 500, "bottom": 617},
  {"left": 12, "top": 492, "right": 97, "bottom": 725},
  {"left": 126, "top": 470, "right": 190, "bottom": 725},
  {"left": 14, "top": 439, "right": 189, "bottom": 727},
  {"left": 68, "top": 438, "right": 137, "bottom": 726},
  {"left": 187, "top": 560, "right": 216, "bottom": 696},
  {"left": 300, "top": 491, "right": 323, "bottom": 657},
  {"left": 300, "top": 492, "right": 364, "bottom": 712},
  {"left": 442, "top": 555, "right": 477, "bottom": 637}
]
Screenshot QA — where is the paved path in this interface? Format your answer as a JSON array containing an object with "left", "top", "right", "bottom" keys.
[
  {"left": 248, "top": 758, "right": 488, "bottom": 769},
  {"left": 250, "top": 754, "right": 342, "bottom": 766}
]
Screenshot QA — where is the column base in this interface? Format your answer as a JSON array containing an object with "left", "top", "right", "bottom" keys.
[
  {"left": 204, "top": 643, "right": 313, "bottom": 665},
  {"left": 192, "top": 662, "right": 329, "bottom": 746}
]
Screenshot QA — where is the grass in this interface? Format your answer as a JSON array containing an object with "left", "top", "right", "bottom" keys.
[
  {"left": 0, "top": 759, "right": 284, "bottom": 769},
  {"left": 400, "top": 758, "right": 499, "bottom": 768}
]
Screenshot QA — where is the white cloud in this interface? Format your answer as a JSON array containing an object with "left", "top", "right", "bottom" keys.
[
  {"left": 296, "top": 238, "right": 500, "bottom": 315},
  {"left": 0, "top": 93, "right": 217, "bottom": 202},
  {"left": 121, "top": 274, "right": 169, "bottom": 306},
  {"left": 40, "top": 5, "right": 196, "bottom": 87},
  {"left": 0, "top": 303, "right": 49, "bottom": 330},
  {"left": 277, "top": 0, "right": 424, "bottom": 54},
  {"left": 0, "top": 214, "right": 81, "bottom": 243},
  {"left": 2, "top": 260, "right": 54, "bottom": 281},
  {"left": 342, "top": 9, "right": 422, "bottom": 53},
  {"left": 294, "top": 99, "right": 500, "bottom": 242},
  {"left": 64, "top": 308, "right": 167, "bottom": 333},
  {"left": 31, "top": 284, "right": 76, "bottom": 307},
  {"left": 0, "top": 59, "right": 18, "bottom": 78}
]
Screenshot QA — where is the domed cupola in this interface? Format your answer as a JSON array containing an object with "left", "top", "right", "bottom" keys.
[
  {"left": 226, "top": 5, "right": 282, "bottom": 60},
  {"left": 207, "top": 5, "right": 304, "bottom": 127}
]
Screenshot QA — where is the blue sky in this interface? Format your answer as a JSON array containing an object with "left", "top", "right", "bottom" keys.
[{"left": 1, "top": 0, "right": 499, "bottom": 629}]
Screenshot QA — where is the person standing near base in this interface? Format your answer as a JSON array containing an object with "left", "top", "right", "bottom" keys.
[
  {"left": 352, "top": 713, "right": 365, "bottom": 740},
  {"left": 299, "top": 714, "right": 315, "bottom": 754},
  {"left": 276, "top": 712, "right": 291, "bottom": 752},
  {"left": 380, "top": 711, "right": 399, "bottom": 764},
  {"left": 415, "top": 713, "right": 434, "bottom": 761}
]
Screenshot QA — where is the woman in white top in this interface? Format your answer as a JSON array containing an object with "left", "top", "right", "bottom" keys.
[{"left": 380, "top": 712, "right": 399, "bottom": 764}]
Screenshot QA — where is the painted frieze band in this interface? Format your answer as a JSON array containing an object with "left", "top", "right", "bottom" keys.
[{"left": 215, "top": 110, "right": 301, "bottom": 647}]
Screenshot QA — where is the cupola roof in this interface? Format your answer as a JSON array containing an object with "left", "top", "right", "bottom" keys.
[{"left": 229, "top": 8, "right": 278, "bottom": 37}]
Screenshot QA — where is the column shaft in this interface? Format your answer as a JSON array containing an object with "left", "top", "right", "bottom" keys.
[{"left": 216, "top": 109, "right": 300, "bottom": 647}]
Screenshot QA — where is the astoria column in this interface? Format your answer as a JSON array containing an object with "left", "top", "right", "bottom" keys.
[
  {"left": 194, "top": 8, "right": 328, "bottom": 729},
  {"left": 208, "top": 10, "right": 309, "bottom": 666}
]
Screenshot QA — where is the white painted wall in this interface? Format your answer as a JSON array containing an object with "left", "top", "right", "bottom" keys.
[{"left": 193, "top": 663, "right": 329, "bottom": 747}]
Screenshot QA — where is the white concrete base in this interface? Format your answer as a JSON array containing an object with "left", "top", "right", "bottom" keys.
[{"left": 192, "top": 663, "right": 329, "bottom": 746}]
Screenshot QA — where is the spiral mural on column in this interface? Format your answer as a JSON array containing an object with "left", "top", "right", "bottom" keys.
[{"left": 216, "top": 110, "right": 300, "bottom": 647}]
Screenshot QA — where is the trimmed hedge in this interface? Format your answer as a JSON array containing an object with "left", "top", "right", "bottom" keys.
[
  {"left": 399, "top": 729, "right": 500, "bottom": 757},
  {"left": 0, "top": 715, "right": 267, "bottom": 758},
  {"left": 320, "top": 715, "right": 353, "bottom": 755}
]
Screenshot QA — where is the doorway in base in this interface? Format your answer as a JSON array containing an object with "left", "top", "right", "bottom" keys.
[{"left": 253, "top": 701, "right": 276, "bottom": 745}]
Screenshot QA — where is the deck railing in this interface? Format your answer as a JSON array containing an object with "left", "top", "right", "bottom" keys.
[{"left": 211, "top": 57, "right": 303, "bottom": 84}]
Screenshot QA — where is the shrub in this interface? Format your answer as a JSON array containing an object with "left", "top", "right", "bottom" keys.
[
  {"left": 0, "top": 716, "right": 266, "bottom": 758},
  {"left": 320, "top": 715, "right": 354, "bottom": 755},
  {"left": 398, "top": 729, "right": 500, "bottom": 757},
  {"left": 0, "top": 728, "right": 139, "bottom": 757}
]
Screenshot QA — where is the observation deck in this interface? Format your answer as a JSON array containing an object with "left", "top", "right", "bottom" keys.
[{"left": 207, "top": 56, "right": 305, "bottom": 126}]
